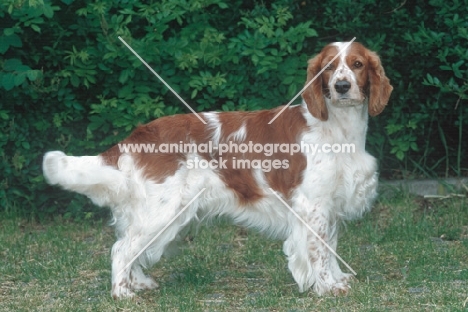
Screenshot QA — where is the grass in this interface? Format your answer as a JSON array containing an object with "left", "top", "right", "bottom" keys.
[{"left": 0, "top": 193, "right": 467, "bottom": 311}]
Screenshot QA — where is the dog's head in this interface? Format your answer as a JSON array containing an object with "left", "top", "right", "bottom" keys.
[{"left": 302, "top": 42, "right": 393, "bottom": 121}]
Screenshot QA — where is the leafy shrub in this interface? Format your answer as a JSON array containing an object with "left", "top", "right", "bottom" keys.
[
  {"left": 404, "top": 0, "right": 467, "bottom": 177},
  {"left": 0, "top": 0, "right": 317, "bottom": 218},
  {"left": 294, "top": 0, "right": 467, "bottom": 178},
  {"left": 1, "top": 0, "right": 466, "bottom": 219}
]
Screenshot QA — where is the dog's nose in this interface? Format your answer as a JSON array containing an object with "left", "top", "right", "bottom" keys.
[{"left": 335, "top": 80, "right": 351, "bottom": 94}]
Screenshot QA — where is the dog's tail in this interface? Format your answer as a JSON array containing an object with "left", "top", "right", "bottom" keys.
[{"left": 42, "top": 151, "right": 129, "bottom": 207}]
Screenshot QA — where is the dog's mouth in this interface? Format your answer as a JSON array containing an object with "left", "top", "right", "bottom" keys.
[
  {"left": 323, "top": 88, "right": 365, "bottom": 107},
  {"left": 333, "top": 98, "right": 363, "bottom": 107},
  {"left": 330, "top": 88, "right": 367, "bottom": 107}
]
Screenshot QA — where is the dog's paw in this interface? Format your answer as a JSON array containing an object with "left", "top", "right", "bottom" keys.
[
  {"left": 313, "top": 272, "right": 352, "bottom": 296},
  {"left": 331, "top": 282, "right": 351, "bottom": 296},
  {"left": 130, "top": 275, "right": 159, "bottom": 291},
  {"left": 112, "top": 280, "right": 136, "bottom": 300},
  {"left": 336, "top": 272, "right": 355, "bottom": 284}
]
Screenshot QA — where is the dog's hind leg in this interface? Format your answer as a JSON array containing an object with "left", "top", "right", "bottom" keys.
[{"left": 110, "top": 194, "right": 201, "bottom": 299}]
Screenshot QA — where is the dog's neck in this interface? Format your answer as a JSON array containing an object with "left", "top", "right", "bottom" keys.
[{"left": 302, "top": 100, "right": 369, "bottom": 150}]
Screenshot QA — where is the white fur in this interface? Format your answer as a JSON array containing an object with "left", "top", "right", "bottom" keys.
[
  {"left": 330, "top": 42, "right": 364, "bottom": 106},
  {"left": 286, "top": 101, "right": 377, "bottom": 295},
  {"left": 42, "top": 43, "right": 383, "bottom": 299},
  {"left": 226, "top": 122, "right": 247, "bottom": 142},
  {"left": 42, "top": 101, "right": 377, "bottom": 297},
  {"left": 203, "top": 112, "right": 222, "bottom": 145}
]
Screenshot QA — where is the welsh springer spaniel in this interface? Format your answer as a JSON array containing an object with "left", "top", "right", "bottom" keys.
[{"left": 43, "top": 42, "right": 392, "bottom": 298}]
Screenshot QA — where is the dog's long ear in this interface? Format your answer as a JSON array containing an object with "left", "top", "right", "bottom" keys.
[
  {"left": 302, "top": 55, "right": 328, "bottom": 121},
  {"left": 367, "top": 51, "right": 393, "bottom": 116}
]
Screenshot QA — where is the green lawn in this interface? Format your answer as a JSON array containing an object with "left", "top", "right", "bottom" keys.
[{"left": 1, "top": 193, "right": 467, "bottom": 311}]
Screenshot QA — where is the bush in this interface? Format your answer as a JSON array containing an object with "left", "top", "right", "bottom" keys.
[
  {"left": 1, "top": 0, "right": 466, "bottom": 218},
  {"left": 291, "top": 0, "right": 467, "bottom": 178},
  {"left": 403, "top": 0, "right": 467, "bottom": 177},
  {"left": 0, "top": 0, "right": 317, "bottom": 219}
]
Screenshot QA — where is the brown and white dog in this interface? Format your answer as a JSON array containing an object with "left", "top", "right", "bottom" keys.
[{"left": 43, "top": 42, "right": 392, "bottom": 298}]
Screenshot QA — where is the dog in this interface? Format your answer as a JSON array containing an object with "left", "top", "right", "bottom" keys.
[{"left": 43, "top": 41, "right": 392, "bottom": 298}]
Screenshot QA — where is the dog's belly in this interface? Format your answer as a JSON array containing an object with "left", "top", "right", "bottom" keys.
[
  {"left": 138, "top": 162, "right": 291, "bottom": 239},
  {"left": 198, "top": 171, "right": 292, "bottom": 239}
]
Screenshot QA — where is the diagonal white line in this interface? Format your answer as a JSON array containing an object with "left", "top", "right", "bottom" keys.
[
  {"left": 118, "top": 36, "right": 207, "bottom": 125},
  {"left": 268, "top": 37, "right": 356, "bottom": 124},
  {"left": 269, "top": 188, "right": 357, "bottom": 275},
  {"left": 117, "top": 188, "right": 206, "bottom": 278}
]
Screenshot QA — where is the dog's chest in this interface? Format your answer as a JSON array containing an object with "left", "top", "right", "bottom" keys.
[
  {"left": 296, "top": 119, "right": 378, "bottom": 213},
  {"left": 306, "top": 149, "right": 378, "bottom": 214}
]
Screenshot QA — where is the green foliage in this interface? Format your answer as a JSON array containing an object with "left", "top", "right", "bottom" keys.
[
  {"left": 303, "top": 0, "right": 467, "bottom": 178},
  {"left": 0, "top": 0, "right": 317, "bottom": 218},
  {"left": 1, "top": 0, "right": 466, "bottom": 218},
  {"left": 397, "top": 0, "right": 467, "bottom": 177}
]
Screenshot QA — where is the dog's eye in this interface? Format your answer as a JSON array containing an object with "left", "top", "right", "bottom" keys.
[
  {"left": 353, "top": 61, "right": 363, "bottom": 68},
  {"left": 325, "top": 64, "right": 334, "bottom": 70}
]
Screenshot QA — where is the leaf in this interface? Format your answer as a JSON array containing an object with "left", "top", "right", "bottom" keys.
[
  {"left": 30, "top": 23, "right": 41, "bottom": 33},
  {"left": 257, "top": 67, "right": 269, "bottom": 74},
  {"left": 14, "top": 72, "right": 26, "bottom": 86},
  {"left": 0, "top": 35, "right": 20, "bottom": 54},
  {"left": 21, "top": 141, "right": 30, "bottom": 150},
  {"left": 119, "top": 69, "right": 129, "bottom": 84},
  {"left": 70, "top": 75, "right": 80, "bottom": 87},
  {"left": 254, "top": 50, "right": 266, "bottom": 57},
  {"left": 87, "top": 115, "right": 104, "bottom": 130},
  {"left": 0, "top": 110, "right": 9, "bottom": 120},
  {"left": 251, "top": 54, "right": 259, "bottom": 65},
  {"left": 396, "top": 150, "right": 405, "bottom": 160},
  {"left": 4, "top": 58, "right": 23, "bottom": 71},
  {"left": 118, "top": 84, "right": 133, "bottom": 98},
  {"left": 43, "top": 4, "right": 55, "bottom": 18},
  {"left": 287, "top": 83, "right": 297, "bottom": 97},
  {"left": 3, "top": 28, "right": 15, "bottom": 36},
  {"left": 135, "top": 85, "right": 151, "bottom": 93},
  {"left": 306, "top": 28, "right": 318, "bottom": 37},
  {"left": 27, "top": 70, "right": 41, "bottom": 81},
  {"left": 425, "top": 73, "right": 433, "bottom": 84},
  {"left": 8, "top": 34, "right": 22, "bottom": 48},
  {"left": 72, "top": 102, "right": 84, "bottom": 110},
  {"left": 2, "top": 73, "right": 15, "bottom": 90},
  {"left": 282, "top": 75, "right": 295, "bottom": 84}
]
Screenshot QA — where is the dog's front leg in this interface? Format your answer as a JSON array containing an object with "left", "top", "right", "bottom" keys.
[
  {"left": 309, "top": 218, "right": 352, "bottom": 296},
  {"left": 284, "top": 198, "right": 350, "bottom": 295},
  {"left": 329, "top": 230, "right": 355, "bottom": 289}
]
